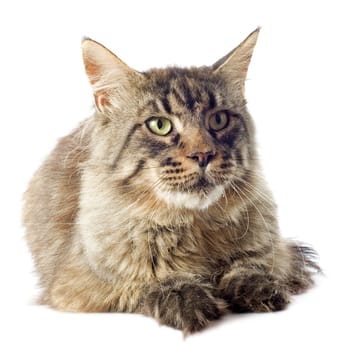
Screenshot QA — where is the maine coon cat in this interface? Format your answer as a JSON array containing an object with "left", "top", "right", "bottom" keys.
[{"left": 23, "top": 28, "right": 319, "bottom": 333}]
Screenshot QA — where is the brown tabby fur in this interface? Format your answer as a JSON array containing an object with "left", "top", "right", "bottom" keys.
[{"left": 23, "top": 29, "right": 319, "bottom": 334}]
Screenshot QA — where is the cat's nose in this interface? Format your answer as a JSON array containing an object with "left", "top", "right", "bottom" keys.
[{"left": 187, "top": 151, "right": 216, "bottom": 168}]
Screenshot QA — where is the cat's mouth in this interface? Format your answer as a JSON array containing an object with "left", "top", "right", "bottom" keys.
[
  {"left": 178, "top": 175, "right": 215, "bottom": 192},
  {"left": 156, "top": 174, "right": 225, "bottom": 210}
]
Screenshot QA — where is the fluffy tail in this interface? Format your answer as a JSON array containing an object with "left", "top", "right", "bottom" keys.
[{"left": 286, "top": 241, "right": 321, "bottom": 295}]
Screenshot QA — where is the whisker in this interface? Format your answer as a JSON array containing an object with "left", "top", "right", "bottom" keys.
[
  {"left": 230, "top": 184, "right": 250, "bottom": 240},
  {"left": 229, "top": 182, "right": 276, "bottom": 273},
  {"left": 230, "top": 175, "right": 275, "bottom": 207}
]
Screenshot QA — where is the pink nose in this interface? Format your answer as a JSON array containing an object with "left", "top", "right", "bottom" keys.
[{"left": 187, "top": 151, "right": 216, "bottom": 168}]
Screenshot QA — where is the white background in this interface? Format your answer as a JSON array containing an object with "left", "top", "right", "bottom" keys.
[{"left": 1, "top": 0, "right": 349, "bottom": 349}]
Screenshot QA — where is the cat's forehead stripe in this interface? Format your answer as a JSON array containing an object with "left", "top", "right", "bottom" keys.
[
  {"left": 207, "top": 90, "right": 217, "bottom": 110},
  {"left": 160, "top": 95, "right": 172, "bottom": 115},
  {"left": 177, "top": 79, "right": 197, "bottom": 112},
  {"left": 148, "top": 69, "right": 219, "bottom": 117}
]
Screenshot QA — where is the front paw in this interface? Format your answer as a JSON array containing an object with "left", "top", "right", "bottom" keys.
[
  {"left": 220, "top": 273, "right": 290, "bottom": 313},
  {"left": 143, "top": 279, "right": 227, "bottom": 334}
]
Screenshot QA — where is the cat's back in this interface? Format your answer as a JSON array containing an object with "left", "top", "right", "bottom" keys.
[{"left": 23, "top": 120, "right": 92, "bottom": 290}]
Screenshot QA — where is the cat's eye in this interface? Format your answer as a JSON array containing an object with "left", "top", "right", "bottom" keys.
[
  {"left": 146, "top": 117, "right": 172, "bottom": 136},
  {"left": 208, "top": 111, "right": 229, "bottom": 131}
]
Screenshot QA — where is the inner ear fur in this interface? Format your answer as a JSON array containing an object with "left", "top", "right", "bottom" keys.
[{"left": 81, "top": 38, "right": 143, "bottom": 112}]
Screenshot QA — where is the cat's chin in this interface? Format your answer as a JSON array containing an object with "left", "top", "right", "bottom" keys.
[{"left": 156, "top": 185, "right": 225, "bottom": 210}]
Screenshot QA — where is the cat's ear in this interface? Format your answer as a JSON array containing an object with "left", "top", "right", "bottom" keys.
[
  {"left": 213, "top": 28, "right": 260, "bottom": 91},
  {"left": 81, "top": 38, "right": 142, "bottom": 113}
]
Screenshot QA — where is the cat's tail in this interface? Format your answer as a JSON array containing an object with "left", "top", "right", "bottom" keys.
[{"left": 286, "top": 241, "right": 322, "bottom": 295}]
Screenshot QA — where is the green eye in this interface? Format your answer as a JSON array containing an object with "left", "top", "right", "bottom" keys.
[
  {"left": 147, "top": 117, "right": 172, "bottom": 136},
  {"left": 208, "top": 111, "right": 229, "bottom": 131}
]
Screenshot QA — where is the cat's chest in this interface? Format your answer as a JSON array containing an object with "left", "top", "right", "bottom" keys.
[
  {"left": 121, "top": 219, "right": 237, "bottom": 278},
  {"left": 79, "top": 185, "right": 241, "bottom": 281},
  {"left": 127, "top": 222, "right": 208, "bottom": 276}
]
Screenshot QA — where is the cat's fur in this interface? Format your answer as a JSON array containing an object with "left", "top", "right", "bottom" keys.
[{"left": 23, "top": 29, "right": 319, "bottom": 333}]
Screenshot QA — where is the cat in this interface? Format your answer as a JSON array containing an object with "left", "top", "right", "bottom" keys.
[{"left": 23, "top": 28, "right": 319, "bottom": 334}]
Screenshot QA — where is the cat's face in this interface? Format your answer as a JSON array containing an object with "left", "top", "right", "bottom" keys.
[
  {"left": 82, "top": 30, "right": 259, "bottom": 210},
  {"left": 128, "top": 68, "right": 254, "bottom": 210}
]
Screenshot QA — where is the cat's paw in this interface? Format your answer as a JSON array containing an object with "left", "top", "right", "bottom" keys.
[
  {"left": 220, "top": 273, "right": 290, "bottom": 313},
  {"left": 143, "top": 279, "right": 227, "bottom": 334}
]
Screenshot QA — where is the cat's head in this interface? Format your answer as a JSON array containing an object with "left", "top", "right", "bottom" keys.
[{"left": 82, "top": 29, "right": 260, "bottom": 210}]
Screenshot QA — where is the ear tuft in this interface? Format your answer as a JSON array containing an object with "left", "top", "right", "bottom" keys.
[{"left": 213, "top": 28, "right": 260, "bottom": 88}]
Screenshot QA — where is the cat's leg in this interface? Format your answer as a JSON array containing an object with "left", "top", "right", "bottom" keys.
[
  {"left": 46, "top": 248, "right": 143, "bottom": 313},
  {"left": 142, "top": 275, "right": 227, "bottom": 334},
  {"left": 48, "top": 262, "right": 117, "bottom": 312},
  {"left": 217, "top": 241, "right": 318, "bottom": 313}
]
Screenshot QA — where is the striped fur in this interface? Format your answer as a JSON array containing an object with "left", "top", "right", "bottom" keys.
[{"left": 23, "top": 29, "right": 319, "bottom": 333}]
